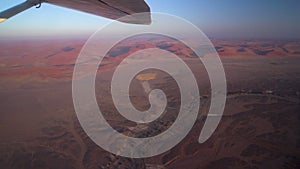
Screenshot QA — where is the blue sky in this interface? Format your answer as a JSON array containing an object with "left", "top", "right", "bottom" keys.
[{"left": 0, "top": 0, "right": 299, "bottom": 39}]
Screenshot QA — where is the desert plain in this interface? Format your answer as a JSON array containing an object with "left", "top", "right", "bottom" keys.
[{"left": 0, "top": 35, "right": 299, "bottom": 169}]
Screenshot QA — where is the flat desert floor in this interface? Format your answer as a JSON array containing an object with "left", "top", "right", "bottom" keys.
[{"left": 0, "top": 37, "right": 299, "bottom": 169}]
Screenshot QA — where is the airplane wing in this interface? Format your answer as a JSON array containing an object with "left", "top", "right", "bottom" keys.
[
  {"left": 45, "top": 0, "right": 151, "bottom": 24},
  {"left": 0, "top": 0, "right": 151, "bottom": 24}
]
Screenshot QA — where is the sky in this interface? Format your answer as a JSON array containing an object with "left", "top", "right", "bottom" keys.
[{"left": 0, "top": 0, "right": 299, "bottom": 39}]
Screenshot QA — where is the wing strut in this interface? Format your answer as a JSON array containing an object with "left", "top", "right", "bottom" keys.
[
  {"left": 0, "top": 0, "right": 41, "bottom": 23},
  {"left": 0, "top": 0, "right": 151, "bottom": 24}
]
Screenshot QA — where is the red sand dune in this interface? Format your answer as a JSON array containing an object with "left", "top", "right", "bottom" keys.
[{"left": 0, "top": 37, "right": 299, "bottom": 81}]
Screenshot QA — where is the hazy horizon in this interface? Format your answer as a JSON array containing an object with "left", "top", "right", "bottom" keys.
[{"left": 0, "top": 0, "right": 299, "bottom": 40}]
